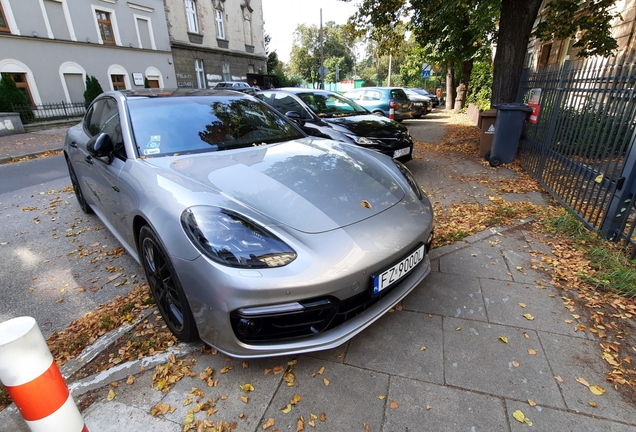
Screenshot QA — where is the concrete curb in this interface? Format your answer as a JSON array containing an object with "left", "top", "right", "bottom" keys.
[{"left": 0, "top": 147, "right": 63, "bottom": 164}]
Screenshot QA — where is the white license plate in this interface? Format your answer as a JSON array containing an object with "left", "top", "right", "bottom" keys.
[
  {"left": 372, "top": 245, "right": 425, "bottom": 294},
  {"left": 393, "top": 147, "right": 410, "bottom": 158}
]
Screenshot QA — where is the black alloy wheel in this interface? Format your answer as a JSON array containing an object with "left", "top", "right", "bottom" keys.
[
  {"left": 139, "top": 226, "right": 199, "bottom": 342},
  {"left": 66, "top": 158, "right": 93, "bottom": 214}
]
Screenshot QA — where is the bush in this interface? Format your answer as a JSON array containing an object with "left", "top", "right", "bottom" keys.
[
  {"left": 553, "top": 106, "right": 634, "bottom": 159},
  {"left": 83, "top": 75, "right": 104, "bottom": 106},
  {"left": 0, "top": 74, "right": 32, "bottom": 122},
  {"left": 0, "top": 74, "right": 29, "bottom": 112},
  {"left": 466, "top": 61, "right": 493, "bottom": 111}
]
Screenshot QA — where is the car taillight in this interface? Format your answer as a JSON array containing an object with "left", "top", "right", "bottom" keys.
[{"left": 389, "top": 100, "right": 399, "bottom": 109}]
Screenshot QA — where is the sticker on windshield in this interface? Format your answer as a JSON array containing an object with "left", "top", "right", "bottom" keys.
[
  {"left": 143, "top": 148, "right": 161, "bottom": 155},
  {"left": 147, "top": 141, "right": 160, "bottom": 148},
  {"left": 150, "top": 135, "right": 161, "bottom": 141}
]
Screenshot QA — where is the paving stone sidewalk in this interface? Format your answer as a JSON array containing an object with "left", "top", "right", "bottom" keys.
[{"left": 1, "top": 114, "right": 634, "bottom": 431}]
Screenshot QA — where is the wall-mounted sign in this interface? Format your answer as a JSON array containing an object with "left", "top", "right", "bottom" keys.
[
  {"left": 528, "top": 88, "right": 541, "bottom": 124},
  {"left": 132, "top": 73, "right": 144, "bottom": 86}
]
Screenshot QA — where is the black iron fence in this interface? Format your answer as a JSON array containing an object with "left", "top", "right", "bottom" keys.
[
  {"left": 11, "top": 101, "right": 86, "bottom": 124},
  {"left": 518, "top": 55, "right": 636, "bottom": 257}
]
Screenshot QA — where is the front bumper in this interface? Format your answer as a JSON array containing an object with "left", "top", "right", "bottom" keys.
[{"left": 173, "top": 197, "right": 434, "bottom": 358}]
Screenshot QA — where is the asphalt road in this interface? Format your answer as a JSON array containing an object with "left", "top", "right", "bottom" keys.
[
  {"left": 0, "top": 156, "right": 141, "bottom": 337},
  {"left": 0, "top": 154, "right": 68, "bottom": 195}
]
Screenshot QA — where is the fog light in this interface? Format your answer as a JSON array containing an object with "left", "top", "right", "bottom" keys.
[{"left": 237, "top": 318, "right": 262, "bottom": 337}]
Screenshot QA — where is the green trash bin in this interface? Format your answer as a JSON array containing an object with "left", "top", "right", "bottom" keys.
[{"left": 487, "top": 103, "right": 532, "bottom": 167}]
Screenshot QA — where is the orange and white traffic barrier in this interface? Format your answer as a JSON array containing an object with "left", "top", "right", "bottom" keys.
[
  {"left": 0, "top": 316, "right": 88, "bottom": 432},
  {"left": 389, "top": 108, "right": 395, "bottom": 120}
]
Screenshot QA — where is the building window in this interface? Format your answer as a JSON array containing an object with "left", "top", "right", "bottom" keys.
[
  {"left": 185, "top": 0, "right": 198, "bottom": 33},
  {"left": 111, "top": 74, "right": 126, "bottom": 90},
  {"left": 215, "top": 9, "right": 225, "bottom": 39},
  {"left": 539, "top": 43, "right": 552, "bottom": 67},
  {"left": 195, "top": 59, "right": 205, "bottom": 89},
  {"left": 2, "top": 73, "right": 33, "bottom": 105},
  {"left": 0, "top": 3, "right": 11, "bottom": 33},
  {"left": 221, "top": 62, "right": 230, "bottom": 81},
  {"left": 96, "top": 10, "right": 115, "bottom": 44}
]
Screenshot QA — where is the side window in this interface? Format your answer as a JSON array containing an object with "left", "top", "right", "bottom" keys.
[
  {"left": 98, "top": 98, "right": 126, "bottom": 159},
  {"left": 391, "top": 89, "right": 407, "bottom": 100},
  {"left": 364, "top": 91, "right": 381, "bottom": 101},
  {"left": 85, "top": 100, "right": 105, "bottom": 136},
  {"left": 345, "top": 91, "right": 361, "bottom": 101},
  {"left": 271, "top": 94, "right": 310, "bottom": 119},
  {"left": 256, "top": 91, "right": 273, "bottom": 103}
]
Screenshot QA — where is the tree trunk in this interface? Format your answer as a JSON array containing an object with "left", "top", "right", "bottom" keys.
[
  {"left": 491, "top": 0, "right": 543, "bottom": 104},
  {"left": 445, "top": 61, "right": 455, "bottom": 110},
  {"left": 454, "top": 59, "right": 474, "bottom": 112}
]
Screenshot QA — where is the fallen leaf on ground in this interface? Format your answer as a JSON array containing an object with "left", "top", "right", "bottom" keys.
[
  {"left": 106, "top": 389, "right": 116, "bottom": 401},
  {"left": 522, "top": 313, "right": 535, "bottom": 320},
  {"left": 262, "top": 418, "right": 275, "bottom": 429},
  {"left": 323, "top": 378, "right": 329, "bottom": 386},
  {"left": 390, "top": 400, "right": 399, "bottom": 409},
  {"left": 499, "top": 336, "right": 508, "bottom": 343},
  {"left": 589, "top": 385, "right": 606, "bottom": 395},
  {"left": 528, "top": 349, "right": 537, "bottom": 355},
  {"left": 576, "top": 377, "right": 590, "bottom": 387},
  {"left": 512, "top": 410, "right": 526, "bottom": 423},
  {"left": 528, "top": 399, "right": 536, "bottom": 407}
]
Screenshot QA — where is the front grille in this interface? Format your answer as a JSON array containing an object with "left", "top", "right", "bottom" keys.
[{"left": 230, "top": 280, "right": 400, "bottom": 344}]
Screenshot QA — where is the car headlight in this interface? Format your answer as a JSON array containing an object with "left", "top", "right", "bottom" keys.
[
  {"left": 181, "top": 206, "right": 297, "bottom": 268},
  {"left": 394, "top": 160, "right": 423, "bottom": 200},
  {"left": 344, "top": 135, "right": 377, "bottom": 146}
]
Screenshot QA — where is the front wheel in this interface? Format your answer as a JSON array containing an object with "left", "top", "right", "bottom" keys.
[
  {"left": 66, "top": 158, "right": 93, "bottom": 214},
  {"left": 139, "top": 226, "right": 199, "bottom": 342}
]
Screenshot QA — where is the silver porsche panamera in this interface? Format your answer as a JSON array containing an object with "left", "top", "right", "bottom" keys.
[{"left": 64, "top": 89, "right": 434, "bottom": 358}]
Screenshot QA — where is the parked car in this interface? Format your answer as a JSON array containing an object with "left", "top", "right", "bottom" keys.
[
  {"left": 213, "top": 81, "right": 251, "bottom": 89},
  {"left": 343, "top": 87, "right": 412, "bottom": 121},
  {"left": 409, "top": 88, "right": 440, "bottom": 107},
  {"left": 403, "top": 88, "right": 432, "bottom": 118},
  {"left": 256, "top": 88, "right": 414, "bottom": 161},
  {"left": 64, "top": 89, "right": 434, "bottom": 358}
]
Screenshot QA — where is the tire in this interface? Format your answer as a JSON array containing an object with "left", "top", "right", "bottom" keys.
[
  {"left": 489, "top": 156, "right": 503, "bottom": 167},
  {"left": 484, "top": 151, "right": 491, "bottom": 161},
  {"left": 66, "top": 158, "right": 93, "bottom": 214},
  {"left": 139, "top": 225, "right": 199, "bottom": 342}
]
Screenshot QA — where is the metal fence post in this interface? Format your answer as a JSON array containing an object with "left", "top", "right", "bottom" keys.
[{"left": 600, "top": 132, "right": 636, "bottom": 240}]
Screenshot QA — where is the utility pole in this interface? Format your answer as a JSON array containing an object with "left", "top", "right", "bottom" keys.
[
  {"left": 387, "top": 53, "right": 392, "bottom": 86},
  {"left": 320, "top": 8, "right": 324, "bottom": 90}
]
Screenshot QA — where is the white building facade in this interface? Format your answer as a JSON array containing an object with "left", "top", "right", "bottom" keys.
[
  {"left": 0, "top": 0, "right": 176, "bottom": 105},
  {"left": 165, "top": 0, "right": 267, "bottom": 88}
]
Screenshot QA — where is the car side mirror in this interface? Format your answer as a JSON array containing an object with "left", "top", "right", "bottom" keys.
[
  {"left": 88, "top": 133, "right": 114, "bottom": 159},
  {"left": 285, "top": 111, "right": 303, "bottom": 122}
]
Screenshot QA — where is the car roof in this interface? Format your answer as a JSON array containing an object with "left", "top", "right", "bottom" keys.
[
  {"left": 116, "top": 88, "right": 253, "bottom": 99},
  {"left": 266, "top": 87, "right": 339, "bottom": 95}
]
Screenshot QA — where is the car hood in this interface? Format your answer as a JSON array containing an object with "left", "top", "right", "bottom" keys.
[
  {"left": 147, "top": 138, "right": 405, "bottom": 234},
  {"left": 324, "top": 115, "right": 409, "bottom": 139}
]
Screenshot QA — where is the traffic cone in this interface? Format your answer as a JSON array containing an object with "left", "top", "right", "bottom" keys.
[
  {"left": 389, "top": 108, "right": 395, "bottom": 120},
  {"left": 0, "top": 316, "right": 89, "bottom": 432}
]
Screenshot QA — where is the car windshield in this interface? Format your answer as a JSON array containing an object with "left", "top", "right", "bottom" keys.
[
  {"left": 128, "top": 96, "right": 304, "bottom": 157},
  {"left": 296, "top": 92, "right": 368, "bottom": 118}
]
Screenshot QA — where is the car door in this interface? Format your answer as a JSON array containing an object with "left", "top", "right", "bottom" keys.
[{"left": 82, "top": 97, "right": 127, "bottom": 234}]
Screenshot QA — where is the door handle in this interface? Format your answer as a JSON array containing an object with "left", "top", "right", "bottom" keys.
[
  {"left": 69, "top": 141, "right": 77, "bottom": 148},
  {"left": 85, "top": 155, "right": 93, "bottom": 164}
]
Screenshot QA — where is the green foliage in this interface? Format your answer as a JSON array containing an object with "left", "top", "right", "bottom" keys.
[
  {"left": 271, "top": 69, "right": 301, "bottom": 88},
  {"left": 289, "top": 21, "right": 355, "bottom": 83},
  {"left": 0, "top": 73, "right": 29, "bottom": 112},
  {"left": 533, "top": 0, "right": 619, "bottom": 57},
  {"left": 144, "top": 77, "right": 150, "bottom": 89},
  {"left": 84, "top": 75, "right": 104, "bottom": 106},
  {"left": 466, "top": 61, "right": 492, "bottom": 110},
  {"left": 267, "top": 51, "right": 279, "bottom": 74},
  {"left": 553, "top": 107, "right": 634, "bottom": 158}
]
